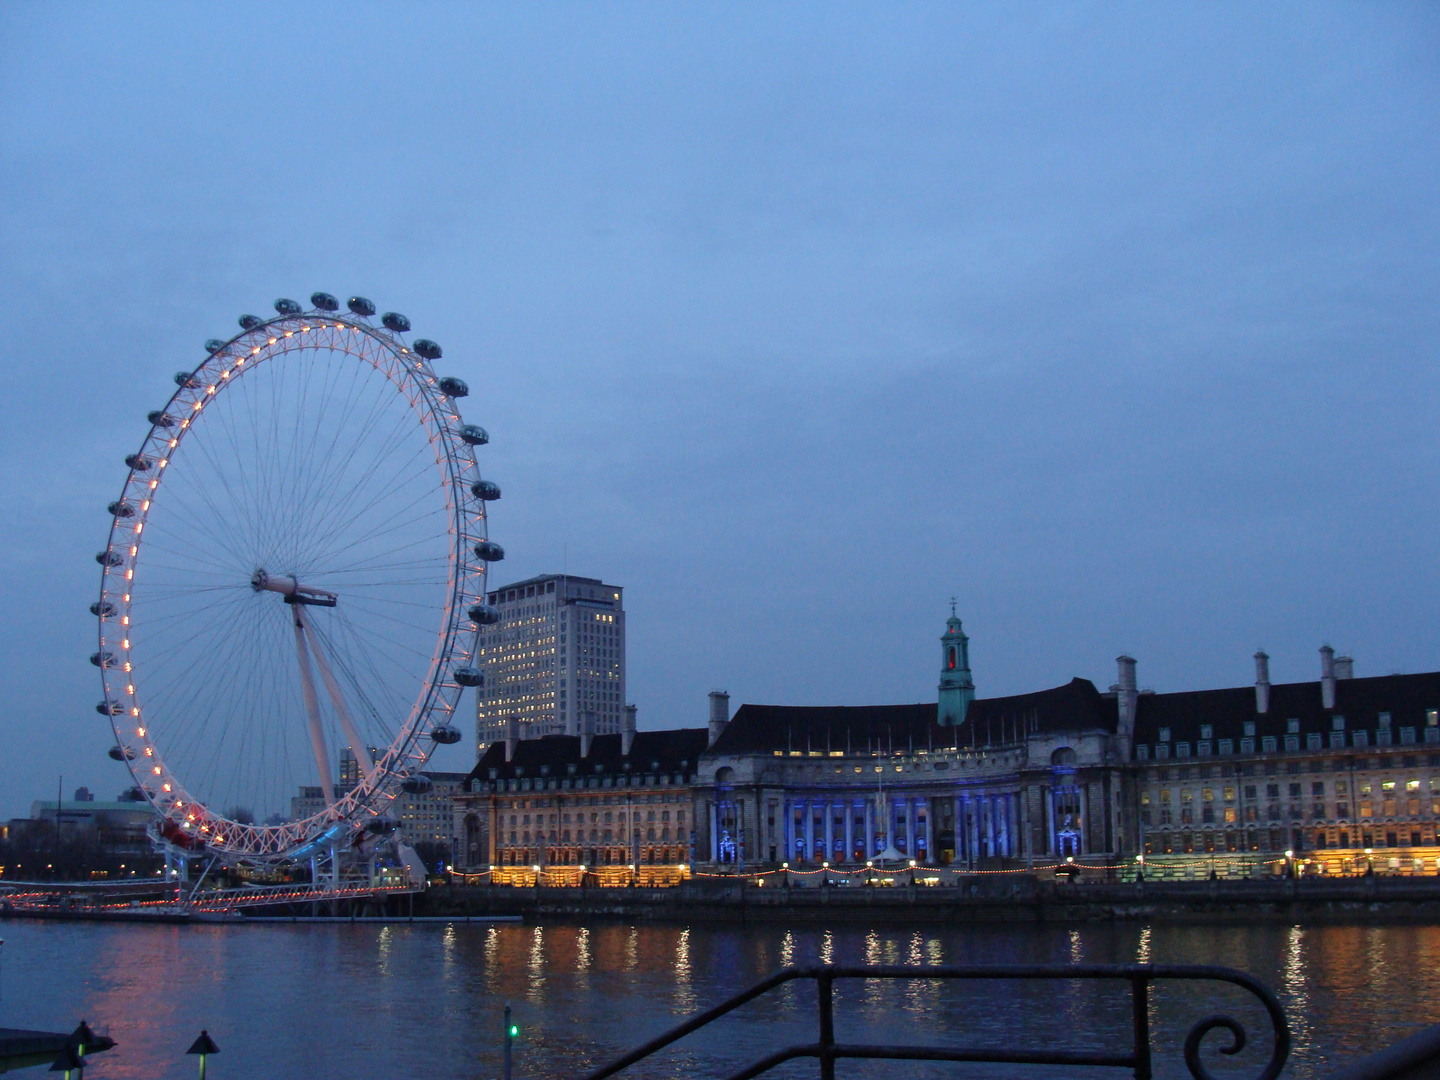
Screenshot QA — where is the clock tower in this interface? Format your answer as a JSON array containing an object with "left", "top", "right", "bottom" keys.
[{"left": 938, "top": 601, "right": 974, "bottom": 727}]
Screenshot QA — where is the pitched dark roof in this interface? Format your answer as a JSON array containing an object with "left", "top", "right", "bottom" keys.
[
  {"left": 1133, "top": 672, "right": 1440, "bottom": 744},
  {"left": 466, "top": 728, "right": 710, "bottom": 782},
  {"left": 709, "top": 678, "right": 1116, "bottom": 755}
]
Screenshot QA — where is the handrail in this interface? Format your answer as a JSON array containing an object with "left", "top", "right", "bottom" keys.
[{"left": 581, "top": 963, "right": 1290, "bottom": 1080}]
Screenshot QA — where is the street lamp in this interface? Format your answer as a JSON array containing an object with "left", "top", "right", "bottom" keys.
[
  {"left": 1135, "top": 853, "right": 1145, "bottom": 882},
  {"left": 185, "top": 1030, "right": 219, "bottom": 1080},
  {"left": 822, "top": 860, "right": 829, "bottom": 886},
  {"left": 1284, "top": 849, "right": 1295, "bottom": 878}
]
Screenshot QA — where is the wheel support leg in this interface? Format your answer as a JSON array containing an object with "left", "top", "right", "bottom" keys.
[{"left": 291, "top": 607, "right": 336, "bottom": 806}]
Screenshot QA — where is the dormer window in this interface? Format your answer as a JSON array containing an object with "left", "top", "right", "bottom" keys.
[
  {"left": 1243, "top": 721, "right": 1256, "bottom": 737},
  {"left": 1378, "top": 712, "right": 1392, "bottom": 729},
  {"left": 1200, "top": 725, "right": 1213, "bottom": 740},
  {"left": 1333, "top": 716, "right": 1346, "bottom": 731},
  {"left": 1159, "top": 727, "right": 1171, "bottom": 743},
  {"left": 1286, "top": 719, "right": 1300, "bottom": 734}
]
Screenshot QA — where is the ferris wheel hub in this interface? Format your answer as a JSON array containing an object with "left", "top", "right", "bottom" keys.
[{"left": 251, "top": 569, "right": 337, "bottom": 607}]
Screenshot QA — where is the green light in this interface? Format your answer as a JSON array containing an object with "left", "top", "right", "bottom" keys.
[{"left": 509, "top": 1025, "right": 519, "bottom": 1037}]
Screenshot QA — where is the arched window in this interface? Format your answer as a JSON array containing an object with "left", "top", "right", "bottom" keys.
[
  {"left": 1051, "top": 747, "right": 1077, "bottom": 768},
  {"left": 947, "top": 646, "right": 957, "bottom": 670}
]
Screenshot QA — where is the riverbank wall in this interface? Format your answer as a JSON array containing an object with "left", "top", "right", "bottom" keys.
[{"left": 419, "top": 876, "right": 1440, "bottom": 924}]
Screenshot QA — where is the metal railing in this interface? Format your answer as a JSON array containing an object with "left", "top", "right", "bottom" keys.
[{"left": 581, "top": 963, "right": 1290, "bottom": 1080}]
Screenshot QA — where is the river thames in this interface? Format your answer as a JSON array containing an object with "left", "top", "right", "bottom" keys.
[{"left": 4, "top": 918, "right": 1436, "bottom": 1079}]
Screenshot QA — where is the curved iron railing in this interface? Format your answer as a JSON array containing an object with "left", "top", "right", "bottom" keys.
[{"left": 581, "top": 963, "right": 1290, "bottom": 1080}]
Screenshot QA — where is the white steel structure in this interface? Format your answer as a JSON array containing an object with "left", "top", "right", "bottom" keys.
[{"left": 93, "top": 293, "right": 504, "bottom": 867}]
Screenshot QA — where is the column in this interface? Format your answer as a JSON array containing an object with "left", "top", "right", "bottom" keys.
[
  {"left": 804, "top": 800, "right": 814, "bottom": 862},
  {"left": 997, "top": 794, "right": 1008, "bottom": 857},
  {"left": 709, "top": 801, "right": 719, "bottom": 862},
  {"left": 1044, "top": 787, "right": 1055, "bottom": 856},
  {"left": 782, "top": 797, "right": 791, "bottom": 862},
  {"left": 823, "top": 800, "right": 834, "bottom": 862},
  {"left": 954, "top": 795, "right": 964, "bottom": 861},
  {"left": 865, "top": 799, "right": 875, "bottom": 858},
  {"left": 905, "top": 798, "right": 916, "bottom": 859},
  {"left": 917, "top": 797, "right": 929, "bottom": 862},
  {"left": 844, "top": 801, "right": 854, "bottom": 863}
]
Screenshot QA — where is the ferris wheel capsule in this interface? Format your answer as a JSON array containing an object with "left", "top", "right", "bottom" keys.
[
  {"left": 109, "top": 744, "right": 137, "bottom": 761},
  {"left": 467, "top": 603, "right": 500, "bottom": 625},
  {"left": 459, "top": 425, "right": 489, "bottom": 446},
  {"left": 471, "top": 480, "right": 501, "bottom": 501},
  {"left": 438, "top": 376, "right": 468, "bottom": 398},
  {"left": 94, "top": 297, "right": 497, "bottom": 868},
  {"left": 474, "top": 540, "right": 504, "bottom": 562},
  {"left": 413, "top": 339, "right": 442, "bottom": 360}
]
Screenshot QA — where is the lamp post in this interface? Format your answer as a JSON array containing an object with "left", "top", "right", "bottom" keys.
[
  {"left": 1365, "top": 847, "right": 1374, "bottom": 876},
  {"left": 48, "top": 1044, "right": 85, "bottom": 1079},
  {"left": 909, "top": 858, "right": 917, "bottom": 887},
  {"left": 185, "top": 1031, "right": 219, "bottom": 1080},
  {"left": 1284, "top": 849, "right": 1295, "bottom": 878},
  {"left": 1135, "top": 854, "right": 1145, "bottom": 883},
  {"left": 865, "top": 859, "right": 874, "bottom": 886},
  {"left": 781, "top": 861, "right": 789, "bottom": 889},
  {"left": 821, "top": 861, "right": 829, "bottom": 887},
  {"left": 503, "top": 1003, "right": 517, "bottom": 1080}
]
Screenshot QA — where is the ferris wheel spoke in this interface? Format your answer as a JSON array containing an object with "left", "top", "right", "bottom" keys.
[
  {"left": 300, "top": 390, "right": 433, "bottom": 541},
  {"left": 297, "top": 408, "right": 435, "bottom": 569}
]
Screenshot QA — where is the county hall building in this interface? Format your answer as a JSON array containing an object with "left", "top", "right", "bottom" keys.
[{"left": 451, "top": 610, "right": 1440, "bottom": 879}]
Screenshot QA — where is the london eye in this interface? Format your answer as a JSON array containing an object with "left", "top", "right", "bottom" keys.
[{"left": 92, "top": 293, "right": 502, "bottom": 867}]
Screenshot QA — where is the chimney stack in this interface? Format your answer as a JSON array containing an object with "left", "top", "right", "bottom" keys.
[
  {"left": 708, "top": 690, "right": 730, "bottom": 748},
  {"left": 580, "top": 709, "right": 595, "bottom": 758},
  {"left": 1254, "top": 651, "right": 1271, "bottom": 714},
  {"left": 504, "top": 714, "right": 519, "bottom": 763},
  {"left": 1320, "top": 645, "right": 1336, "bottom": 710},
  {"left": 1334, "top": 655, "right": 1354, "bottom": 680},
  {"left": 1114, "top": 656, "right": 1138, "bottom": 750},
  {"left": 622, "top": 704, "right": 637, "bottom": 756}
]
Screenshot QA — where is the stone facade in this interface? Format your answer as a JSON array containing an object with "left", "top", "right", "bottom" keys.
[{"left": 448, "top": 613, "right": 1440, "bottom": 880}]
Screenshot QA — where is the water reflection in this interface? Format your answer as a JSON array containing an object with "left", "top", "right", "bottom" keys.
[
  {"left": 527, "top": 926, "right": 546, "bottom": 1002},
  {"left": 7, "top": 920, "right": 1440, "bottom": 1079},
  {"left": 576, "top": 926, "right": 591, "bottom": 974}
]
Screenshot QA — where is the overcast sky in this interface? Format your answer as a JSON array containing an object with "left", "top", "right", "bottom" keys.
[{"left": 1, "top": 4, "right": 1437, "bottom": 817}]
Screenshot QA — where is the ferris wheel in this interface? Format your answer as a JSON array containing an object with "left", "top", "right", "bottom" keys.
[{"left": 92, "top": 293, "right": 503, "bottom": 866}]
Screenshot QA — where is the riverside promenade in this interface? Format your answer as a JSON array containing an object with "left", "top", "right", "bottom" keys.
[{"left": 422, "top": 873, "right": 1440, "bottom": 924}]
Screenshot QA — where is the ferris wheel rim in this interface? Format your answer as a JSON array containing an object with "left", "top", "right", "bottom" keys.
[{"left": 94, "top": 303, "right": 490, "bottom": 862}]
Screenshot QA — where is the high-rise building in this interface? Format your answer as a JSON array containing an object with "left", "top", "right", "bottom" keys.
[{"left": 474, "top": 574, "right": 626, "bottom": 754}]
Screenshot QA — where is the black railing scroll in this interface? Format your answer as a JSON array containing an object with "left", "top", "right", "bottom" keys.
[{"left": 581, "top": 963, "right": 1290, "bottom": 1080}]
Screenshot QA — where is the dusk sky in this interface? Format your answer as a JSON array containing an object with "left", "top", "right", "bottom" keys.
[{"left": 1, "top": 4, "right": 1437, "bottom": 817}]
